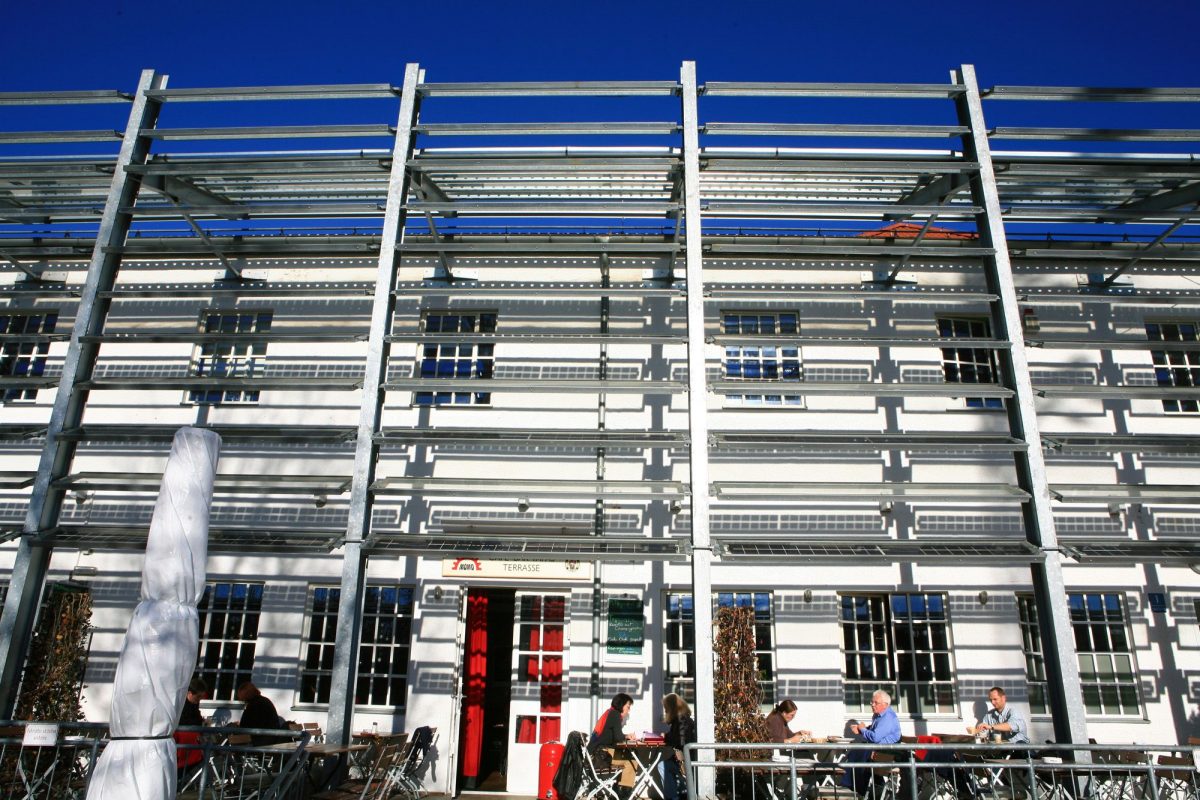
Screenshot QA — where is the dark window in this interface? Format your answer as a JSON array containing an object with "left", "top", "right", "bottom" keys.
[
  {"left": 415, "top": 311, "right": 496, "bottom": 406},
  {"left": 938, "top": 316, "right": 1003, "bottom": 409},
  {"left": 190, "top": 310, "right": 272, "bottom": 405},
  {"left": 722, "top": 311, "right": 802, "bottom": 407},
  {"left": 1017, "top": 595, "right": 1048, "bottom": 715},
  {"left": 841, "top": 593, "right": 956, "bottom": 716},
  {"left": 664, "top": 591, "right": 775, "bottom": 707},
  {"left": 1069, "top": 592, "right": 1141, "bottom": 715},
  {"left": 298, "top": 584, "right": 415, "bottom": 708},
  {"left": 196, "top": 582, "right": 264, "bottom": 701},
  {"left": 0, "top": 310, "right": 58, "bottom": 402},
  {"left": 1146, "top": 321, "right": 1200, "bottom": 414}
]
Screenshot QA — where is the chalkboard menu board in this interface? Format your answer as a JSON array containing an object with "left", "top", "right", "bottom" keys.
[{"left": 607, "top": 598, "right": 645, "bottom": 656}]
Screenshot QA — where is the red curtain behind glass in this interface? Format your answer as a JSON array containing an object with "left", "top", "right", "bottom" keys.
[{"left": 461, "top": 591, "right": 488, "bottom": 778}]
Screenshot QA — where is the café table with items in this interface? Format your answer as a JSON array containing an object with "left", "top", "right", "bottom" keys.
[{"left": 613, "top": 734, "right": 668, "bottom": 799}]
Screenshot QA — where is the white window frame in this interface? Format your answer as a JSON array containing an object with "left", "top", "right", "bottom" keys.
[
  {"left": 937, "top": 316, "right": 1004, "bottom": 410},
  {"left": 188, "top": 309, "right": 272, "bottom": 405},
  {"left": 721, "top": 310, "right": 803, "bottom": 408},
  {"left": 0, "top": 308, "right": 58, "bottom": 403},
  {"left": 664, "top": 590, "right": 777, "bottom": 708},
  {"left": 196, "top": 581, "right": 265, "bottom": 701},
  {"left": 296, "top": 583, "right": 416, "bottom": 709},
  {"left": 1146, "top": 320, "right": 1200, "bottom": 414},
  {"left": 1069, "top": 592, "right": 1143, "bottom": 717},
  {"left": 1016, "top": 594, "right": 1049, "bottom": 716},
  {"left": 840, "top": 592, "right": 957, "bottom": 717},
  {"left": 414, "top": 310, "right": 496, "bottom": 407}
]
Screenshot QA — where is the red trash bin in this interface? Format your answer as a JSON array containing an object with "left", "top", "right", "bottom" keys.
[{"left": 538, "top": 740, "right": 565, "bottom": 800}]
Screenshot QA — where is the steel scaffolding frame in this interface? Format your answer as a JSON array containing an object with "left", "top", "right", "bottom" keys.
[{"left": 1, "top": 62, "right": 1199, "bottom": 752}]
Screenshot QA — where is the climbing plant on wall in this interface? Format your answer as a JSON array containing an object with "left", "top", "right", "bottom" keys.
[
  {"left": 713, "top": 604, "right": 769, "bottom": 748},
  {"left": 15, "top": 583, "right": 93, "bottom": 721}
]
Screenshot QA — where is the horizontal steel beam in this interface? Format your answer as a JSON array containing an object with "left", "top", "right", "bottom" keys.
[
  {"left": 415, "top": 122, "right": 680, "bottom": 136},
  {"left": 417, "top": 81, "right": 679, "bottom": 97},
  {"left": 702, "top": 82, "right": 965, "bottom": 99},
  {"left": 703, "top": 122, "right": 969, "bottom": 138},
  {"left": 986, "top": 86, "right": 1200, "bottom": 102},
  {"left": 146, "top": 84, "right": 399, "bottom": 102}
]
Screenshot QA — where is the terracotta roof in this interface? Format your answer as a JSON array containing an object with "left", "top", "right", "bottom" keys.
[{"left": 857, "top": 222, "right": 977, "bottom": 240}]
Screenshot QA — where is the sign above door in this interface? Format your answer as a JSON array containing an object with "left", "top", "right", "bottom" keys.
[{"left": 442, "top": 558, "right": 595, "bottom": 581}]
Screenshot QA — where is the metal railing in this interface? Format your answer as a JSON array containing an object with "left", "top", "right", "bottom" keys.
[
  {"left": 681, "top": 742, "right": 1200, "bottom": 800},
  {"left": 0, "top": 720, "right": 308, "bottom": 800}
]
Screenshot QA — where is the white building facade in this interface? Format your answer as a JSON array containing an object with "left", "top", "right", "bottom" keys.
[{"left": 1, "top": 64, "right": 1199, "bottom": 796}]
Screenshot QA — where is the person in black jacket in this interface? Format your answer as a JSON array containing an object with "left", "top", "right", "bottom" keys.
[
  {"left": 588, "top": 692, "right": 636, "bottom": 753},
  {"left": 659, "top": 693, "right": 696, "bottom": 800},
  {"left": 236, "top": 681, "right": 286, "bottom": 745}
]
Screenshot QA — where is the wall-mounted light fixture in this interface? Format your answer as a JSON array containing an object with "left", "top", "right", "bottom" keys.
[
  {"left": 669, "top": 500, "right": 682, "bottom": 514},
  {"left": 879, "top": 501, "right": 893, "bottom": 515},
  {"left": 803, "top": 589, "right": 813, "bottom": 603},
  {"left": 313, "top": 494, "right": 327, "bottom": 508},
  {"left": 516, "top": 497, "right": 530, "bottom": 513},
  {"left": 433, "top": 585, "right": 444, "bottom": 601},
  {"left": 978, "top": 590, "right": 989, "bottom": 606},
  {"left": 73, "top": 491, "right": 91, "bottom": 506}
]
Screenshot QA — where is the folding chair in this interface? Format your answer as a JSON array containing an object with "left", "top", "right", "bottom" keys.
[
  {"left": 578, "top": 745, "right": 623, "bottom": 800},
  {"left": 1153, "top": 755, "right": 1196, "bottom": 800},
  {"left": 392, "top": 727, "right": 438, "bottom": 800},
  {"left": 315, "top": 741, "right": 404, "bottom": 800}
]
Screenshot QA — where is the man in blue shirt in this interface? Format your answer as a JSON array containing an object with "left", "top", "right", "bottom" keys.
[{"left": 840, "top": 689, "right": 902, "bottom": 796}]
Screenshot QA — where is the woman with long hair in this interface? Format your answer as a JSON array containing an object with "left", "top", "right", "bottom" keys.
[
  {"left": 765, "top": 699, "right": 811, "bottom": 744},
  {"left": 659, "top": 693, "right": 697, "bottom": 800}
]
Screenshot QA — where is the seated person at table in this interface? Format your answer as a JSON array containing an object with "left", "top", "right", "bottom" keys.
[
  {"left": 970, "top": 687, "right": 1031, "bottom": 800},
  {"left": 589, "top": 692, "right": 638, "bottom": 794},
  {"left": 970, "top": 686, "right": 1029, "bottom": 745},
  {"left": 658, "top": 693, "right": 697, "bottom": 800},
  {"left": 589, "top": 692, "right": 637, "bottom": 753},
  {"left": 839, "top": 690, "right": 901, "bottom": 797},
  {"left": 236, "top": 681, "right": 287, "bottom": 745},
  {"left": 765, "top": 699, "right": 812, "bottom": 745},
  {"left": 176, "top": 676, "right": 208, "bottom": 773}
]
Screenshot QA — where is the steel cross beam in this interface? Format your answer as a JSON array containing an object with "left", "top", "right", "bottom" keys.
[
  {"left": 0, "top": 69, "right": 166, "bottom": 717},
  {"left": 955, "top": 64, "right": 1089, "bottom": 746},
  {"left": 681, "top": 62, "right": 716, "bottom": 785},
  {"left": 324, "top": 63, "right": 422, "bottom": 748}
]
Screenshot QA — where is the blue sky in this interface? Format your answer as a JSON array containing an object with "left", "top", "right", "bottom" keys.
[{"left": 6, "top": 0, "right": 1199, "bottom": 90}]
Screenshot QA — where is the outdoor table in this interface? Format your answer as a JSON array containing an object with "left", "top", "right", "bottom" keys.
[
  {"left": 613, "top": 741, "right": 666, "bottom": 799},
  {"left": 264, "top": 741, "right": 369, "bottom": 791}
]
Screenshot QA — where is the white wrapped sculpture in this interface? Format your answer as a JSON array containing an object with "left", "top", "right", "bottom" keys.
[{"left": 86, "top": 427, "right": 221, "bottom": 800}]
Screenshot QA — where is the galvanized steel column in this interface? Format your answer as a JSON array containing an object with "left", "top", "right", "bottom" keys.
[
  {"left": 326, "top": 63, "right": 423, "bottom": 746},
  {"left": 954, "top": 64, "right": 1089, "bottom": 744},
  {"left": 680, "top": 61, "right": 716, "bottom": 749},
  {"left": 0, "top": 69, "right": 166, "bottom": 717}
]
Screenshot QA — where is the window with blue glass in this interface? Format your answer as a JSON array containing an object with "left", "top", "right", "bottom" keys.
[
  {"left": 299, "top": 584, "right": 415, "bottom": 707},
  {"left": 415, "top": 311, "right": 496, "bottom": 406},
  {"left": 722, "top": 311, "right": 801, "bottom": 407},
  {"left": 1146, "top": 321, "right": 1199, "bottom": 413},
  {"left": 937, "top": 316, "right": 1003, "bottom": 409},
  {"left": 664, "top": 591, "right": 775, "bottom": 706},
  {"left": 189, "top": 310, "right": 272, "bottom": 405},
  {"left": 1069, "top": 592, "right": 1141, "bottom": 716},
  {"left": 0, "top": 310, "right": 58, "bottom": 402},
  {"left": 841, "top": 592, "right": 956, "bottom": 716}
]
